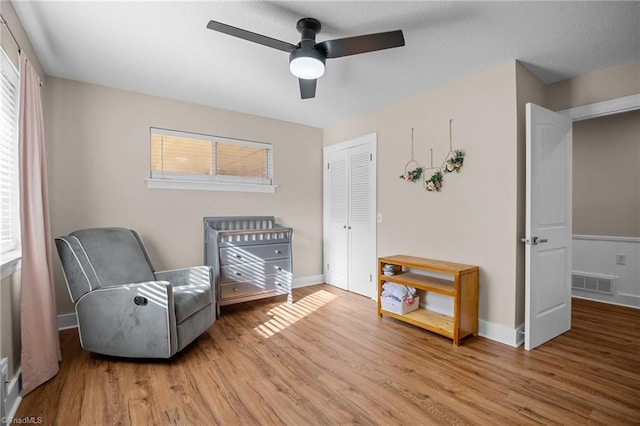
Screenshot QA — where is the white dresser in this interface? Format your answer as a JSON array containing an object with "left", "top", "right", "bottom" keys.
[{"left": 204, "top": 216, "right": 293, "bottom": 312}]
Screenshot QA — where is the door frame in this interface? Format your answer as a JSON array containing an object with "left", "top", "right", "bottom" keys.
[
  {"left": 522, "top": 93, "right": 640, "bottom": 348},
  {"left": 559, "top": 94, "right": 640, "bottom": 121},
  {"left": 323, "top": 133, "right": 377, "bottom": 298}
]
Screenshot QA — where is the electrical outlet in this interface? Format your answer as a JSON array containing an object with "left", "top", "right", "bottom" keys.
[{"left": 616, "top": 254, "right": 626, "bottom": 265}]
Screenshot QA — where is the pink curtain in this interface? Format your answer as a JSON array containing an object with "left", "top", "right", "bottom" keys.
[{"left": 19, "top": 52, "right": 60, "bottom": 395}]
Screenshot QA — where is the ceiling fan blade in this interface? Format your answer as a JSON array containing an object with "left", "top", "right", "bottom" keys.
[
  {"left": 299, "top": 78, "right": 317, "bottom": 99},
  {"left": 207, "top": 20, "right": 297, "bottom": 53},
  {"left": 317, "top": 30, "right": 405, "bottom": 59}
]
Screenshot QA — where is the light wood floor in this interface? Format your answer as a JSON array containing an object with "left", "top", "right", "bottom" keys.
[{"left": 16, "top": 284, "right": 640, "bottom": 425}]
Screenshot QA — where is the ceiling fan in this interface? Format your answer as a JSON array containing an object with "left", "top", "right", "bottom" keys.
[{"left": 206, "top": 18, "right": 405, "bottom": 99}]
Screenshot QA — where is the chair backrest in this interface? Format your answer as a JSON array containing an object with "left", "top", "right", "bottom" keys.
[{"left": 55, "top": 227, "right": 156, "bottom": 303}]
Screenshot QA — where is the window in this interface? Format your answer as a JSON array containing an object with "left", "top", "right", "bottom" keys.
[
  {"left": 0, "top": 46, "right": 20, "bottom": 270},
  {"left": 146, "top": 128, "right": 277, "bottom": 193}
]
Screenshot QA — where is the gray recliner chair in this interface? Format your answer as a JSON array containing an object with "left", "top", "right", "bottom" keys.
[{"left": 55, "top": 227, "right": 215, "bottom": 358}]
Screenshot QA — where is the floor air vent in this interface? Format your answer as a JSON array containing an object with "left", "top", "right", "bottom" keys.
[{"left": 572, "top": 272, "right": 615, "bottom": 295}]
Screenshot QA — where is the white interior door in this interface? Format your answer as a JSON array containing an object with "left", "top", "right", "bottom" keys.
[
  {"left": 347, "top": 142, "right": 375, "bottom": 297},
  {"left": 323, "top": 134, "right": 377, "bottom": 298},
  {"left": 525, "top": 103, "right": 573, "bottom": 350},
  {"left": 325, "top": 148, "right": 349, "bottom": 290}
]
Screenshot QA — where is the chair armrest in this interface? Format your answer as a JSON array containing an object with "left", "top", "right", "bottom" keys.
[
  {"left": 75, "top": 281, "right": 178, "bottom": 358},
  {"left": 154, "top": 266, "right": 214, "bottom": 288}
]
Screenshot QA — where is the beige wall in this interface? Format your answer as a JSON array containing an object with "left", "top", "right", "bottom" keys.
[
  {"left": 546, "top": 60, "right": 640, "bottom": 111},
  {"left": 44, "top": 78, "right": 324, "bottom": 315},
  {"left": 324, "top": 62, "right": 521, "bottom": 329},
  {"left": 546, "top": 60, "right": 640, "bottom": 236},
  {"left": 573, "top": 110, "right": 640, "bottom": 237},
  {"left": 0, "top": 0, "right": 47, "bottom": 379}
]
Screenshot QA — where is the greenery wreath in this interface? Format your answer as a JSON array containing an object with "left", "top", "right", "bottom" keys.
[
  {"left": 424, "top": 171, "right": 443, "bottom": 192},
  {"left": 444, "top": 150, "right": 465, "bottom": 174}
]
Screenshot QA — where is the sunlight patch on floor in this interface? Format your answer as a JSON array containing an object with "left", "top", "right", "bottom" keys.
[{"left": 254, "top": 289, "right": 337, "bottom": 338}]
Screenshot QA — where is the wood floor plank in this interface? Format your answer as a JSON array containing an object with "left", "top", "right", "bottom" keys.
[{"left": 15, "top": 285, "right": 640, "bottom": 425}]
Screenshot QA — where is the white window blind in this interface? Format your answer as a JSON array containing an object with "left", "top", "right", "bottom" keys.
[
  {"left": 149, "top": 128, "right": 274, "bottom": 187},
  {"left": 0, "top": 47, "right": 20, "bottom": 255}
]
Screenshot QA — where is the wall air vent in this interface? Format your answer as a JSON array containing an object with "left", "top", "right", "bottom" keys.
[{"left": 571, "top": 272, "right": 616, "bottom": 295}]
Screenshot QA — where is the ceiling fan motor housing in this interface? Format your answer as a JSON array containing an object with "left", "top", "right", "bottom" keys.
[
  {"left": 290, "top": 18, "right": 326, "bottom": 79},
  {"left": 296, "top": 18, "right": 321, "bottom": 42}
]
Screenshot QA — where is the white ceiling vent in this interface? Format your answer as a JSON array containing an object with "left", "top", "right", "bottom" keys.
[{"left": 572, "top": 272, "right": 616, "bottom": 295}]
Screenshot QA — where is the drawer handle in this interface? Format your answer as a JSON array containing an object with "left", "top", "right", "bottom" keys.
[
  {"left": 233, "top": 287, "right": 239, "bottom": 292},
  {"left": 275, "top": 249, "right": 281, "bottom": 254},
  {"left": 234, "top": 254, "right": 242, "bottom": 259},
  {"left": 276, "top": 266, "right": 282, "bottom": 271},
  {"left": 234, "top": 271, "right": 242, "bottom": 276}
]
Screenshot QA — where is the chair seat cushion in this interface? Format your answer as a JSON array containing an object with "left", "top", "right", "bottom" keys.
[{"left": 173, "top": 284, "right": 213, "bottom": 324}]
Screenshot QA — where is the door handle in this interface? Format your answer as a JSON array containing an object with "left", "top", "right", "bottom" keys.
[{"left": 520, "top": 237, "right": 548, "bottom": 245}]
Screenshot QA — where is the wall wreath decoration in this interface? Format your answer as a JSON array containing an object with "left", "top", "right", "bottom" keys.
[
  {"left": 399, "top": 128, "right": 423, "bottom": 182},
  {"left": 399, "top": 119, "right": 466, "bottom": 192}
]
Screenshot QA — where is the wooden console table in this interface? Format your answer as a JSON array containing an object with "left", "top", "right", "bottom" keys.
[{"left": 377, "top": 255, "right": 479, "bottom": 346}]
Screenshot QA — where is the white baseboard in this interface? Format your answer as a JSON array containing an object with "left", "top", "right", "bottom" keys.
[
  {"left": 292, "top": 274, "right": 324, "bottom": 289},
  {"left": 57, "top": 275, "right": 327, "bottom": 330},
  {"left": 478, "top": 320, "right": 523, "bottom": 347},
  {"left": 572, "top": 295, "right": 640, "bottom": 310},
  {"left": 4, "top": 368, "right": 22, "bottom": 423},
  {"left": 57, "top": 313, "right": 77, "bottom": 330}
]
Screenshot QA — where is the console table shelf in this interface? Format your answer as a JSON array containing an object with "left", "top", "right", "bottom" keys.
[{"left": 377, "top": 255, "right": 479, "bottom": 346}]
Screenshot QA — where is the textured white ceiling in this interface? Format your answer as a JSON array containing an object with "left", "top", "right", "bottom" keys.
[{"left": 11, "top": 1, "right": 640, "bottom": 128}]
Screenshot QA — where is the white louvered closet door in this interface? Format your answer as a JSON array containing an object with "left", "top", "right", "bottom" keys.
[
  {"left": 347, "top": 143, "right": 374, "bottom": 297},
  {"left": 326, "top": 148, "right": 349, "bottom": 290},
  {"left": 323, "top": 134, "right": 376, "bottom": 298}
]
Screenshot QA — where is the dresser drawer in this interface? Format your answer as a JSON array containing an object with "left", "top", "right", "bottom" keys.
[
  {"left": 219, "top": 243, "right": 290, "bottom": 265},
  {"left": 220, "top": 278, "right": 291, "bottom": 300},
  {"left": 220, "top": 259, "right": 291, "bottom": 283},
  {"left": 220, "top": 281, "right": 268, "bottom": 300}
]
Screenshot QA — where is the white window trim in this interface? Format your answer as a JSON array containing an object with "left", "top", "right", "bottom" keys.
[
  {"left": 147, "top": 127, "right": 277, "bottom": 193},
  {"left": 0, "top": 250, "right": 21, "bottom": 280},
  {"left": 0, "top": 46, "right": 21, "bottom": 276},
  {"left": 145, "top": 178, "right": 278, "bottom": 193}
]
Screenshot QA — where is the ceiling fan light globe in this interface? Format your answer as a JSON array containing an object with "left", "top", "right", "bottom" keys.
[{"left": 290, "top": 56, "right": 325, "bottom": 79}]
